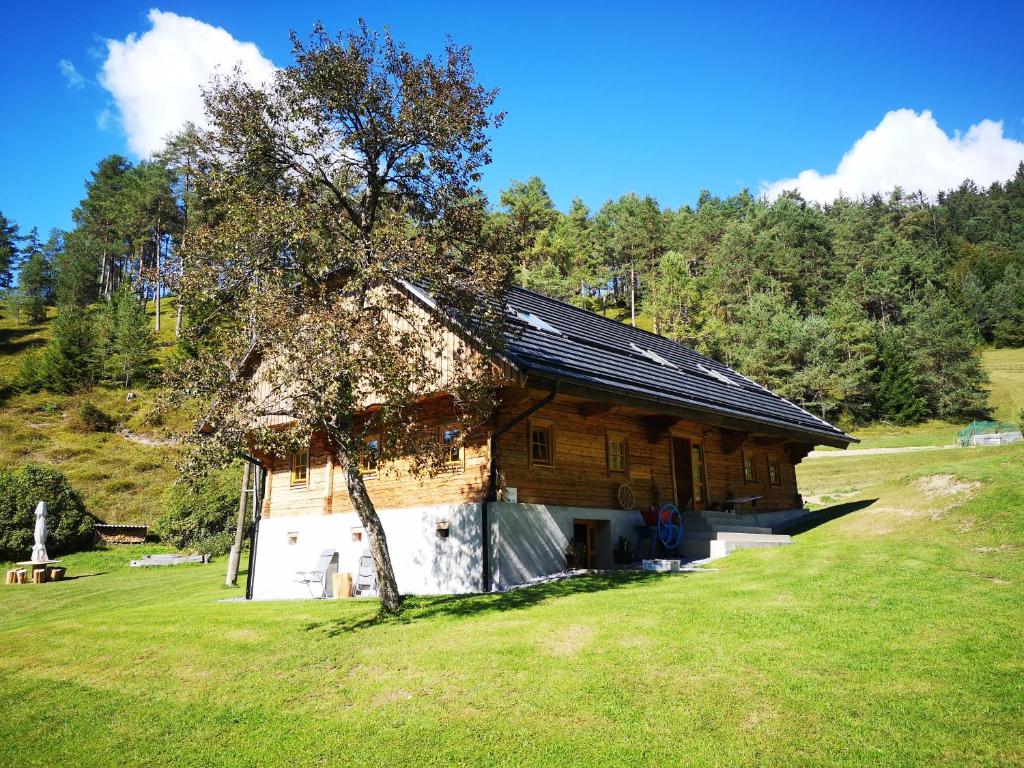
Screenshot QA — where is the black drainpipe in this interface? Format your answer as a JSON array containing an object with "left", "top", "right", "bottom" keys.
[
  {"left": 482, "top": 380, "right": 557, "bottom": 592},
  {"left": 238, "top": 453, "right": 266, "bottom": 601}
]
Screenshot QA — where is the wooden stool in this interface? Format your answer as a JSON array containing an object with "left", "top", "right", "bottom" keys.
[
  {"left": 16, "top": 569, "right": 27, "bottom": 584},
  {"left": 48, "top": 567, "right": 66, "bottom": 582},
  {"left": 32, "top": 569, "right": 45, "bottom": 584},
  {"left": 5, "top": 569, "right": 17, "bottom": 585}
]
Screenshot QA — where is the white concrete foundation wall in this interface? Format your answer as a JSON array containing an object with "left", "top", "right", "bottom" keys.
[
  {"left": 971, "top": 431, "right": 1022, "bottom": 446},
  {"left": 488, "top": 503, "right": 641, "bottom": 590},
  {"left": 251, "top": 503, "right": 483, "bottom": 600}
]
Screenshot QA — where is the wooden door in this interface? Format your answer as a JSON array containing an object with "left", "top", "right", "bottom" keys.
[
  {"left": 573, "top": 520, "right": 602, "bottom": 569},
  {"left": 672, "top": 436, "right": 707, "bottom": 511}
]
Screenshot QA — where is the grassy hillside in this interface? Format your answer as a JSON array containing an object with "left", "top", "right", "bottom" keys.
[
  {"left": 1, "top": 443, "right": 1021, "bottom": 766},
  {"left": 0, "top": 299, "right": 195, "bottom": 526},
  {"left": 846, "top": 347, "right": 1024, "bottom": 449}
]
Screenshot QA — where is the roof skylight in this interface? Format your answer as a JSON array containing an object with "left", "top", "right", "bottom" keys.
[
  {"left": 697, "top": 362, "right": 737, "bottom": 386},
  {"left": 629, "top": 342, "right": 677, "bottom": 369},
  {"left": 516, "top": 311, "right": 563, "bottom": 336}
]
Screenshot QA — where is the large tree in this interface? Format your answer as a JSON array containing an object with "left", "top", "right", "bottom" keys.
[
  {"left": 167, "top": 22, "right": 510, "bottom": 614},
  {"left": 0, "top": 211, "right": 20, "bottom": 293},
  {"left": 13, "top": 228, "right": 54, "bottom": 323}
]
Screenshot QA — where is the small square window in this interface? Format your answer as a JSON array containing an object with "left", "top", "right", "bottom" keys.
[
  {"left": 359, "top": 436, "right": 379, "bottom": 476},
  {"left": 768, "top": 457, "right": 782, "bottom": 488},
  {"left": 290, "top": 449, "right": 309, "bottom": 486},
  {"left": 606, "top": 431, "right": 628, "bottom": 474},
  {"left": 742, "top": 450, "right": 757, "bottom": 484},
  {"left": 351, "top": 528, "right": 363, "bottom": 543},
  {"left": 440, "top": 421, "right": 463, "bottom": 465},
  {"left": 529, "top": 420, "right": 553, "bottom": 467}
]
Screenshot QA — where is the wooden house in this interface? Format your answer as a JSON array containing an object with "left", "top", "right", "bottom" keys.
[{"left": 247, "top": 283, "right": 855, "bottom": 599}]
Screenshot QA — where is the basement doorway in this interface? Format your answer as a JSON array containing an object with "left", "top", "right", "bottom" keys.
[{"left": 572, "top": 519, "right": 609, "bottom": 569}]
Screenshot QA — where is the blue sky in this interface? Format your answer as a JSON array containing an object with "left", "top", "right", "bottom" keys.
[{"left": 2, "top": 0, "right": 1023, "bottom": 236}]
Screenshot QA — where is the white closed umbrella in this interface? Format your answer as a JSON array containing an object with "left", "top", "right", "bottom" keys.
[{"left": 31, "top": 501, "right": 48, "bottom": 563}]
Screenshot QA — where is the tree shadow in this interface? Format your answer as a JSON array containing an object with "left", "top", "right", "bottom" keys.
[
  {"left": 0, "top": 325, "right": 45, "bottom": 356},
  {"left": 776, "top": 499, "right": 878, "bottom": 536},
  {"left": 303, "top": 570, "right": 668, "bottom": 637},
  {"left": 59, "top": 572, "right": 108, "bottom": 581}
]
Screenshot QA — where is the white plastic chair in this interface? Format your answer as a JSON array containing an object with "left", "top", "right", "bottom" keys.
[{"left": 296, "top": 549, "right": 339, "bottom": 598}]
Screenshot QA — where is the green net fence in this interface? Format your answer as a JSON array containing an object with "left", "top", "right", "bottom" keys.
[{"left": 957, "top": 420, "right": 1022, "bottom": 447}]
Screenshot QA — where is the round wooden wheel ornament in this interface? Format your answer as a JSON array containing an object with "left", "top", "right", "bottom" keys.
[{"left": 617, "top": 483, "right": 635, "bottom": 510}]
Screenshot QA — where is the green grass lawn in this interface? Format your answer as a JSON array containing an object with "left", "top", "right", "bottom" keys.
[{"left": 1, "top": 444, "right": 1021, "bottom": 767}]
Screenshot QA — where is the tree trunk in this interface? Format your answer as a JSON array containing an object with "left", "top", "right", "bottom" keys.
[
  {"left": 154, "top": 230, "right": 162, "bottom": 333},
  {"left": 630, "top": 263, "right": 636, "bottom": 327},
  {"left": 332, "top": 418, "right": 402, "bottom": 614},
  {"left": 226, "top": 461, "right": 251, "bottom": 586}
]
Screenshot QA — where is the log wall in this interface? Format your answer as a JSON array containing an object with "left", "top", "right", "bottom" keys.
[
  {"left": 262, "top": 397, "right": 489, "bottom": 519},
  {"left": 262, "top": 386, "right": 809, "bottom": 519},
  {"left": 494, "top": 387, "right": 805, "bottom": 512}
]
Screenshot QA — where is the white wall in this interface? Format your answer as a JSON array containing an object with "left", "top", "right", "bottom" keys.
[
  {"left": 488, "top": 503, "right": 644, "bottom": 590},
  {"left": 252, "top": 502, "right": 650, "bottom": 599},
  {"left": 251, "top": 503, "right": 483, "bottom": 600}
]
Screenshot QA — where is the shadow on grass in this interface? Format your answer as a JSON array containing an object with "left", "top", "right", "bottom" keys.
[
  {"left": 0, "top": 325, "right": 45, "bottom": 359},
  {"left": 304, "top": 571, "right": 667, "bottom": 637},
  {"left": 778, "top": 499, "right": 878, "bottom": 536},
  {"left": 61, "top": 572, "right": 108, "bottom": 581}
]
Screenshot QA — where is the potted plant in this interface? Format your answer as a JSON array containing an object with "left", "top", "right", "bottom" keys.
[{"left": 565, "top": 540, "right": 585, "bottom": 570}]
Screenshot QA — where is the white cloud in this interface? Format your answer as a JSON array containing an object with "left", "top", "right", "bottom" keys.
[
  {"left": 761, "top": 109, "right": 1024, "bottom": 203},
  {"left": 96, "top": 108, "right": 112, "bottom": 131},
  {"left": 58, "top": 59, "right": 86, "bottom": 89},
  {"left": 99, "top": 9, "right": 275, "bottom": 157}
]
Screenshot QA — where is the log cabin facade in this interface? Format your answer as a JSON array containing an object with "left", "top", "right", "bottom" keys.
[{"left": 247, "top": 283, "right": 855, "bottom": 599}]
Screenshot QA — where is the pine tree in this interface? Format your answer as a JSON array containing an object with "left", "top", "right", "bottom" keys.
[
  {"left": 990, "top": 265, "right": 1024, "bottom": 348},
  {"left": 13, "top": 228, "right": 53, "bottom": 324},
  {"left": 874, "top": 332, "right": 927, "bottom": 425},
  {"left": 34, "top": 305, "right": 99, "bottom": 393},
  {"left": 99, "top": 287, "right": 155, "bottom": 388},
  {"left": 0, "top": 211, "right": 19, "bottom": 293}
]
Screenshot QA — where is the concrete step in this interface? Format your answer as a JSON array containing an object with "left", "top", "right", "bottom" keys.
[
  {"left": 715, "top": 531, "right": 791, "bottom": 543},
  {"left": 700, "top": 512, "right": 765, "bottom": 525},
  {"left": 686, "top": 531, "right": 791, "bottom": 544},
  {"left": 686, "top": 523, "right": 776, "bottom": 535},
  {"left": 682, "top": 530, "right": 793, "bottom": 560},
  {"left": 717, "top": 539, "right": 790, "bottom": 556}
]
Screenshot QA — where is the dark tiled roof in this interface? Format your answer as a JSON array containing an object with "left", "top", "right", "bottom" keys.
[{"left": 501, "top": 286, "right": 855, "bottom": 447}]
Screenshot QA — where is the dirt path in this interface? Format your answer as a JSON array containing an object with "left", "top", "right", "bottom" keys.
[
  {"left": 807, "top": 444, "right": 958, "bottom": 459},
  {"left": 118, "top": 429, "right": 178, "bottom": 448}
]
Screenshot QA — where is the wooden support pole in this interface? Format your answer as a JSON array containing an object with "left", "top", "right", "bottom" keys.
[{"left": 226, "top": 461, "right": 252, "bottom": 587}]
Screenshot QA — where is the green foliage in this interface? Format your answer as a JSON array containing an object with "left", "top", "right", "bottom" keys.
[
  {"left": 990, "top": 264, "right": 1024, "bottom": 348},
  {"left": 498, "top": 165, "right": 1024, "bottom": 426},
  {"left": 0, "top": 210, "right": 19, "bottom": 293},
  {"left": 904, "top": 291, "right": 989, "bottom": 420},
  {"left": 643, "top": 250, "right": 727, "bottom": 356},
  {"left": 96, "top": 286, "right": 156, "bottom": 388},
  {"left": 0, "top": 464, "right": 94, "bottom": 560},
  {"left": 155, "top": 466, "right": 242, "bottom": 554},
  {"left": 55, "top": 228, "right": 102, "bottom": 307},
  {"left": 874, "top": 332, "right": 928, "bottom": 425},
  {"left": 12, "top": 229, "right": 54, "bottom": 324},
  {"left": 30, "top": 304, "right": 98, "bottom": 393},
  {"left": 76, "top": 401, "right": 115, "bottom": 432}
]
